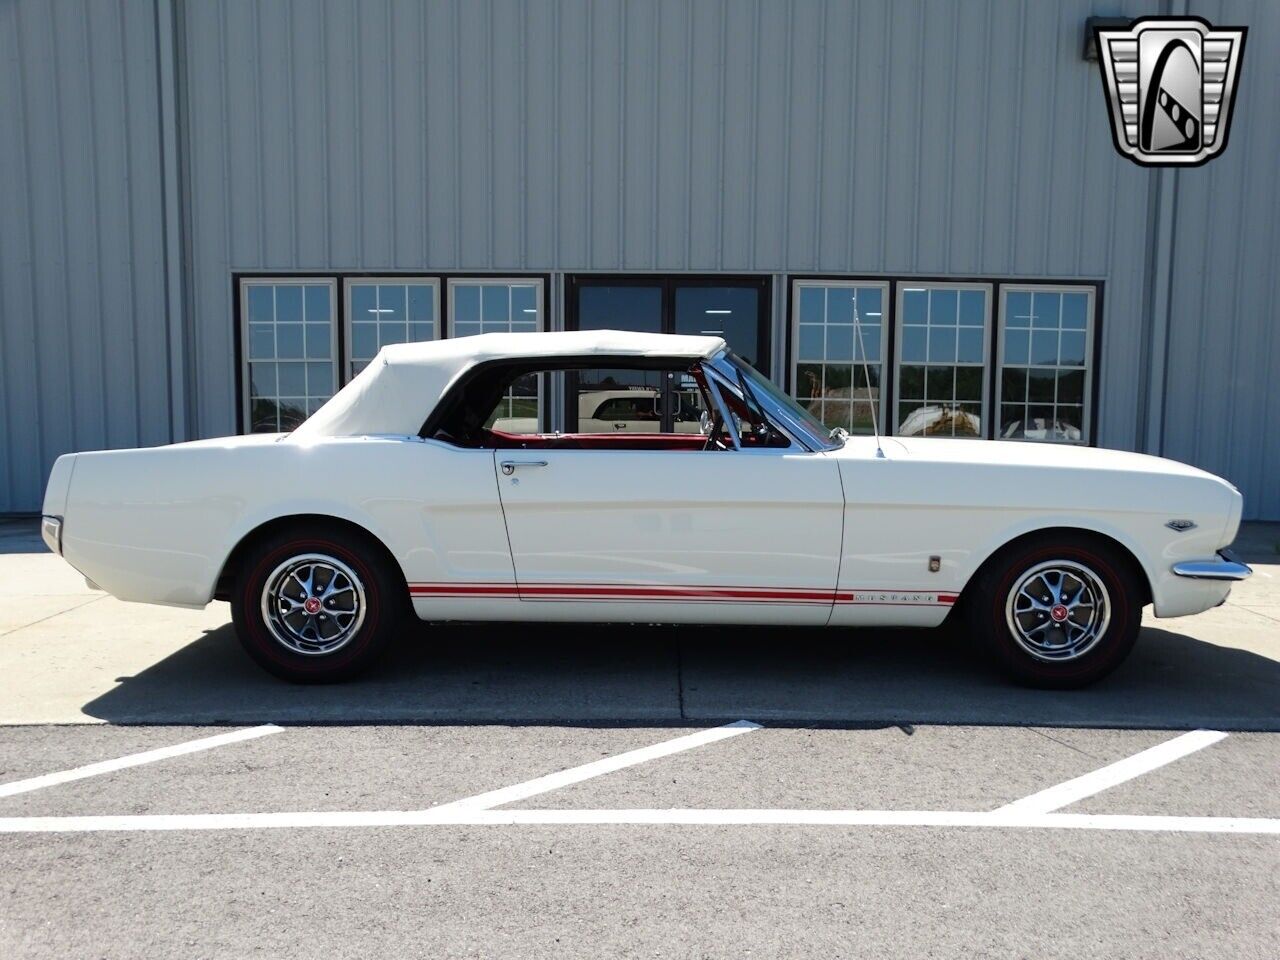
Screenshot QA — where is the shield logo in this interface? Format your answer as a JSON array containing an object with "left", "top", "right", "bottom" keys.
[{"left": 1094, "top": 16, "right": 1247, "bottom": 167}]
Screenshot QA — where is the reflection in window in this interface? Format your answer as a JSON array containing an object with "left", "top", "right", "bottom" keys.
[
  {"left": 895, "top": 285, "right": 988, "bottom": 438},
  {"left": 347, "top": 280, "right": 438, "bottom": 377},
  {"left": 244, "top": 280, "right": 336, "bottom": 432},
  {"left": 792, "top": 282, "right": 886, "bottom": 435},
  {"left": 452, "top": 280, "right": 544, "bottom": 431},
  {"left": 999, "top": 288, "right": 1092, "bottom": 443}
]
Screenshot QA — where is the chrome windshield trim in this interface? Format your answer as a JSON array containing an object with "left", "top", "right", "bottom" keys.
[
  {"left": 703, "top": 350, "right": 828, "bottom": 452},
  {"left": 702, "top": 368, "right": 742, "bottom": 450},
  {"left": 1172, "top": 550, "right": 1252, "bottom": 581}
]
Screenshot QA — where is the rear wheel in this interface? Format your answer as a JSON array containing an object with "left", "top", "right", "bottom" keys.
[
  {"left": 231, "top": 526, "right": 406, "bottom": 683},
  {"left": 963, "top": 533, "right": 1144, "bottom": 688}
]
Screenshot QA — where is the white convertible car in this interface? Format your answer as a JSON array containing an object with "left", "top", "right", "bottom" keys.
[{"left": 41, "top": 330, "right": 1250, "bottom": 686}]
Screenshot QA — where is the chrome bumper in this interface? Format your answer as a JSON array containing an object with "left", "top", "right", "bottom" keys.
[
  {"left": 1172, "top": 548, "right": 1252, "bottom": 581},
  {"left": 40, "top": 515, "right": 62, "bottom": 556}
]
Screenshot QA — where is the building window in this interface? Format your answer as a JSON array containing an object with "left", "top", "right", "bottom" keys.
[
  {"left": 346, "top": 279, "right": 439, "bottom": 378},
  {"left": 449, "top": 278, "right": 545, "bottom": 430},
  {"left": 241, "top": 278, "right": 337, "bottom": 432},
  {"left": 894, "top": 283, "right": 990, "bottom": 438},
  {"left": 791, "top": 280, "right": 888, "bottom": 435},
  {"left": 997, "top": 286, "right": 1094, "bottom": 444}
]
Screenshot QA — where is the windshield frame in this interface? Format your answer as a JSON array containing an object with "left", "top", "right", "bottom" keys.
[{"left": 703, "top": 349, "right": 842, "bottom": 452}]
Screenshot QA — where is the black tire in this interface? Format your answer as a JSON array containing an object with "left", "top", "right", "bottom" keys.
[
  {"left": 230, "top": 525, "right": 407, "bottom": 683},
  {"left": 963, "top": 532, "right": 1144, "bottom": 688}
]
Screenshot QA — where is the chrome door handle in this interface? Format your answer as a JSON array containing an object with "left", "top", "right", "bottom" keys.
[{"left": 500, "top": 460, "right": 549, "bottom": 476}]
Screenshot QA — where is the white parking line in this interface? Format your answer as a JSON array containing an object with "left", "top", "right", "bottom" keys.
[
  {"left": 995, "top": 729, "right": 1228, "bottom": 815},
  {"left": 0, "top": 725, "right": 284, "bottom": 799},
  {"left": 0, "top": 808, "right": 1275, "bottom": 834},
  {"left": 433, "top": 719, "right": 762, "bottom": 811}
]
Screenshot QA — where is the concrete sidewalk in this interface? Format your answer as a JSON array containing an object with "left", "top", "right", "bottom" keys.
[{"left": 1, "top": 518, "right": 1276, "bottom": 728}]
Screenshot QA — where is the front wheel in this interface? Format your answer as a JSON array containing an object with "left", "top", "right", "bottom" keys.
[
  {"left": 231, "top": 526, "right": 406, "bottom": 683},
  {"left": 963, "top": 534, "right": 1144, "bottom": 688}
]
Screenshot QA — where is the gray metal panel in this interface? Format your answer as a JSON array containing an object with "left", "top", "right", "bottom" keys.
[
  {"left": 5, "top": 0, "right": 1276, "bottom": 518},
  {"left": 1163, "top": 1, "right": 1280, "bottom": 519},
  {"left": 181, "top": 0, "right": 1161, "bottom": 455},
  {"left": 0, "top": 0, "right": 171, "bottom": 512}
]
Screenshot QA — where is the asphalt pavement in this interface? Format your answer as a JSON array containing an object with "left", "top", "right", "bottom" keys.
[{"left": 1, "top": 519, "right": 1277, "bottom": 958}]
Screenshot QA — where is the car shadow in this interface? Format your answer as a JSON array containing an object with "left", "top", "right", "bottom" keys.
[{"left": 81, "top": 619, "right": 1280, "bottom": 731}]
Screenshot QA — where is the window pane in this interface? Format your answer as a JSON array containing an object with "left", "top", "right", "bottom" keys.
[
  {"left": 275, "top": 285, "right": 303, "bottom": 323},
  {"left": 998, "top": 287, "right": 1093, "bottom": 444},
  {"left": 930, "top": 289, "right": 958, "bottom": 326},
  {"left": 408, "top": 284, "right": 434, "bottom": 324},
  {"left": 895, "top": 285, "right": 990, "bottom": 441},
  {"left": 249, "top": 323, "right": 275, "bottom": 359},
  {"left": 798, "top": 286, "right": 825, "bottom": 324},
  {"left": 481, "top": 285, "right": 510, "bottom": 324},
  {"left": 452, "top": 285, "right": 480, "bottom": 326},
  {"left": 902, "top": 288, "right": 927, "bottom": 325},
  {"left": 791, "top": 283, "right": 887, "bottom": 437},
  {"left": 241, "top": 280, "right": 336, "bottom": 433},
  {"left": 304, "top": 285, "right": 330, "bottom": 323},
  {"left": 901, "top": 326, "right": 927, "bottom": 362},
  {"left": 276, "top": 323, "right": 304, "bottom": 359},
  {"left": 247, "top": 286, "right": 274, "bottom": 323}
]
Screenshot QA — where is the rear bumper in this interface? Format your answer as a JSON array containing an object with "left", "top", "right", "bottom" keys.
[
  {"left": 1172, "top": 548, "right": 1252, "bottom": 582},
  {"left": 40, "top": 516, "right": 62, "bottom": 556}
]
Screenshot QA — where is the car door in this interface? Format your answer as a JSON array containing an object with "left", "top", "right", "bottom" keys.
[{"left": 491, "top": 374, "right": 845, "bottom": 625}]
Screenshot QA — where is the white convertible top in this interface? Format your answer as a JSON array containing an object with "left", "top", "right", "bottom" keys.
[{"left": 291, "top": 329, "right": 726, "bottom": 438}]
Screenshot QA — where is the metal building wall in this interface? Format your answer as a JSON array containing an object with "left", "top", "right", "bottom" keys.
[
  {"left": 180, "top": 0, "right": 1159, "bottom": 454},
  {"left": 1163, "top": 1, "right": 1280, "bottom": 520},
  {"left": 3, "top": 0, "right": 1277, "bottom": 517},
  {"left": 0, "top": 0, "right": 174, "bottom": 512}
]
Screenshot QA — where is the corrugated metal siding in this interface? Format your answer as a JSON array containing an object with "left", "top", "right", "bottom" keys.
[
  {"left": 0, "top": 0, "right": 172, "bottom": 512},
  {"left": 182, "top": 0, "right": 1161, "bottom": 456},
  {"left": 1164, "top": 1, "right": 1280, "bottom": 519},
  {"left": 3, "top": 0, "right": 1278, "bottom": 517}
]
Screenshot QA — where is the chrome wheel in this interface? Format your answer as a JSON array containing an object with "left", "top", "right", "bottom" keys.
[
  {"left": 260, "top": 553, "right": 366, "bottom": 656},
  {"left": 1004, "top": 559, "right": 1111, "bottom": 663}
]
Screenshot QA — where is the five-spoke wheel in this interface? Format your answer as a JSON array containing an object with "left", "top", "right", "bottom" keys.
[
  {"left": 964, "top": 533, "right": 1143, "bottom": 688},
  {"left": 231, "top": 526, "right": 406, "bottom": 683}
]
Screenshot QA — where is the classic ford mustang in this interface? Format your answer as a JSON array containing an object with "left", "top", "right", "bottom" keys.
[{"left": 40, "top": 330, "right": 1250, "bottom": 686}]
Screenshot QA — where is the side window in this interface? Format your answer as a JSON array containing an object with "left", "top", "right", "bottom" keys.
[{"left": 485, "top": 373, "right": 541, "bottom": 434}]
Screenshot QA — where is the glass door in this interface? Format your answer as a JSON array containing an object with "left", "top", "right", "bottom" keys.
[{"left": 566, "top": 275, "right": 770, "bottom": 434}]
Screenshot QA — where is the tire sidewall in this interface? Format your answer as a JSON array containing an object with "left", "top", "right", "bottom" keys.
[
  {"left": 234, "top": 533, "right": 390, "bottom": 681},
  {"left": 980, "top": 538, "right": 1141, "bottom": 687}
]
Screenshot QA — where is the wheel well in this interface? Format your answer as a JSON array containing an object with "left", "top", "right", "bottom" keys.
[
  {"left": 213, "top": 515, "right": 408, "bottom": 602},
  {"left": 957, "top": 526, "right": 1152, "bottom": 611}
]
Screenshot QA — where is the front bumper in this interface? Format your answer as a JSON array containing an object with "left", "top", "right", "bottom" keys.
[
  {"left": 40, "top": 515, "right": 62, "bottom": 556},
  {"left": 1172, "top": 548, "right": 1252, "bottom": 581}
]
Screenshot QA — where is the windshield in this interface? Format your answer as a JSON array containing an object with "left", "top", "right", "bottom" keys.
[{"left": 718, "top": 350, "right": 842, "bottom": 450}]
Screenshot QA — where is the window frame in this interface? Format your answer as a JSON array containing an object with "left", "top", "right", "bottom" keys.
[
  {"left": 343, "top": 277, "right": 441, "bottom": 381},
  {"left": 238, "top": 276, "right": 339, "bottom": 434},
  {"left": 789, "top": 278, "right": 891, "bottom": 438},
  {"left": 995, "top": 283, "right": 1097, "bottom": 446},
  {"left": 892, "top": 280, "right": 993, "bottom": 441}
]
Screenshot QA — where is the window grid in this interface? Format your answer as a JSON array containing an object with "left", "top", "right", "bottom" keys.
[
  {"left": 997, "top": 286, "right": 1094, "bottom": 444},
  {"left": 791, "top": 280, "right": 888, "bottom": 436},
  {"left": 346, "top": 279, "right": 440, "bottom": 379},
  {"left": 242, "top": 278, "right": 338, "bottom": 433},
  {"left": 893, "top": 283, "right": 992, "bottom": 439},
  {"left": 449, "top": 279, "right": 546, "bottom": 430}
]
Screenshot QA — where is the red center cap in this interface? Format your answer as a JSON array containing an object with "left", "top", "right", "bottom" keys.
[
  {"left": 1049, "top": 603, "right": 1069, "bottom": 623},
  {"left": 303, "top": 596, "right": 322, "bottom": 614}
]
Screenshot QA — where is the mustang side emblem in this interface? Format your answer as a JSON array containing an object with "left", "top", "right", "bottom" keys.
[
  {"left": 1094, "top": 16, "right": 1247, "bottom": 167},
  {"left": 1166, "top": 519, "right": 1198, "bottom": 532}
]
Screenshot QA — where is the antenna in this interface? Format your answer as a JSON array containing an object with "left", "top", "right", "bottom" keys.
[{"left": 851, "top": 293, "right": 885, "bottom": 459}]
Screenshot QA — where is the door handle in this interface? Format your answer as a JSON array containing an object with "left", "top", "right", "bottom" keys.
[{"left": 500, "top": 460, "right": 549, "bottom": 476}]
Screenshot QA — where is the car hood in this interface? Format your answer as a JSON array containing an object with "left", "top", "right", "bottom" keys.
[{"left": 832, "top": 435, "right": 1228, "bottom": 484}]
